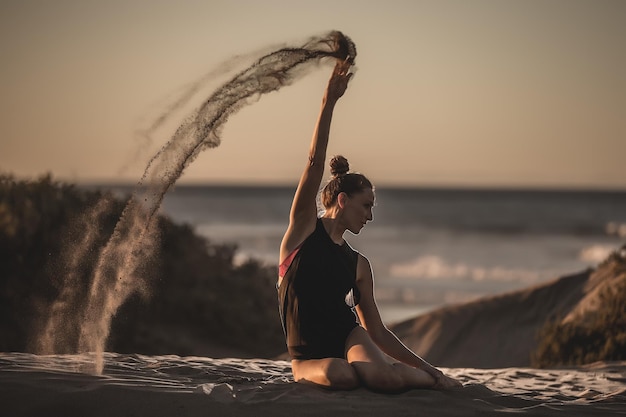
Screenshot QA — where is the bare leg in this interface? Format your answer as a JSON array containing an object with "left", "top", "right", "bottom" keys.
[
  {"left": 346, "top": 327, "right": 436, "bottom": 393},
  {"left": 291, "top": 357, "right": 360, "bottom": 390}
]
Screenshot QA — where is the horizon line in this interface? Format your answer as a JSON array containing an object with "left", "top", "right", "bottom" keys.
[
  {"left": 76, "top": 180, "right": 626, "bottom": 193},
  {"left": 3, "top": 172, "right": 624, "bottom": 193}
]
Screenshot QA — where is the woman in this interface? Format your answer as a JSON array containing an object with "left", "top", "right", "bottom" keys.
[{"left": 277, "top": 60, "right": 461, "bottom": 392}]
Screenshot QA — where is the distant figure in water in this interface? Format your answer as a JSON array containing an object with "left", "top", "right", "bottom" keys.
[{"left": 277, "top": 59, "right": 462, "bottom": 392}]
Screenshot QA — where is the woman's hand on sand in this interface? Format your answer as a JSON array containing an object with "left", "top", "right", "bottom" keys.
[{"left": 325, "top": 59, "right": 353, "bottom": 102}]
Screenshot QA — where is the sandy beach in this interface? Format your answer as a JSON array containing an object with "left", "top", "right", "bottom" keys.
[{"left": 1, "top": 352, "right": 624, "bottom": 417}]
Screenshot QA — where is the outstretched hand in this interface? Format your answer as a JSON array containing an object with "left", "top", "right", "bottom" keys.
[{"left": 325, "top": 59, "right": 353, "bottom": 102}]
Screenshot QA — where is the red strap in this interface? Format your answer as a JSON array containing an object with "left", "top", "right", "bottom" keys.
[{"left": 279, "top": 246, "right": 301, "bottom": 278}]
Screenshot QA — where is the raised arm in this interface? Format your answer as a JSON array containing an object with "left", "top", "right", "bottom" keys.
[{"left": 280, "top": 60, "right": 353, "bottom": 262}]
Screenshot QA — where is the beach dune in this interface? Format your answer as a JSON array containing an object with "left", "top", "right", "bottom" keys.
[
  {"left": 391, "top": 248, "right": 625, "bottom": 369},
  {"left": 391, "top": 269, "right": 591, "bottom": 368}
]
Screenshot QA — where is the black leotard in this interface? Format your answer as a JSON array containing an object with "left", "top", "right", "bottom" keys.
[{"left": 277, "top": 218, "right": 361, "bottom": 360}]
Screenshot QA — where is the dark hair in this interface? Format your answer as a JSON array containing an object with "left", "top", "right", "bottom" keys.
[{"left": 321, "top": 155, "right": 373, "bottom": 208}]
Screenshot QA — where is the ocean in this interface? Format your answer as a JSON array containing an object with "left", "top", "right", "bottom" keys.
[{"left": 109, "top": 184, "right": 626, "bottom": 324}]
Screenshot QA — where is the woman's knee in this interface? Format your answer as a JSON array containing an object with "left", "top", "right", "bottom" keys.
[
  {"left": 323, "top": 359, "right": 360, "bottom": 390},
  {"left": 292, "top": 358, "right": 360, "bottom": 390}
]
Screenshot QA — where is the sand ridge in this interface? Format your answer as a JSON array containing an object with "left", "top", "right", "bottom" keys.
[{"left": 1, "top": 352, "right": 625, "bottom": 416}]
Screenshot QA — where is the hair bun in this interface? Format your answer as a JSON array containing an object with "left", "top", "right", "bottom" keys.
[{"left": 330, "top": 155, "right": 350, "bottom": 177}]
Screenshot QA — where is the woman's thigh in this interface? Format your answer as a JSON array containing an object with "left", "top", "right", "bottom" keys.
[
  {"left": 345, "top": 326, "right": 393, "bottom": 364},
  {"left": 345, "top": 327, "right": 404, "bottom": 391},
  {"left": 345, "top": 326, "right": 434, "bottom": 392}
]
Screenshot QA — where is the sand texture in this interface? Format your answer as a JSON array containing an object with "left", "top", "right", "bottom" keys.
[{"left": 1, "top": 352, "right": 625, "bottom": 416}]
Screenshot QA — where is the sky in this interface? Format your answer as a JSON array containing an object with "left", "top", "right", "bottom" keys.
[{"left": 1, "top": 0, "right": 624, "bottom": 189}]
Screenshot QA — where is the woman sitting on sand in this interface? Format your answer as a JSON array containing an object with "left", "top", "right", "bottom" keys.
[{"left": 277, "top": 60, "right": 461, "bottom": 392}]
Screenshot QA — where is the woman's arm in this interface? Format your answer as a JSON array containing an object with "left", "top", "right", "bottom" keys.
[
  {"left": 355, "top": 255, "right": 461, "bottom": 389},
  {"left": 280, "top": 61, "right": 353, "bottom": 262}
]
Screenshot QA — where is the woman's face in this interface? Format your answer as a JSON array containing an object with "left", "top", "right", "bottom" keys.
[{"left": 342, "top": 188, "right": 375, "bottom": 235}]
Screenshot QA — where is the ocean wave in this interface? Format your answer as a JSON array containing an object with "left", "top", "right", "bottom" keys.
[
  {"left": 196, "top": 223, "right": 286, "bottom": 241},
  {"left": 389, "top": 255, "right": 543, "bottom": 284},
  {"left": 578, "top": 244, "right": 616, "bottom": 264},
  {"left": 605, "top": 222, "right": 626, "bottom": 237}
]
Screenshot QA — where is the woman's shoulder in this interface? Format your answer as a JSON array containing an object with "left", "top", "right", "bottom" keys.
[
  {"left": 355, "top": 252, "right": 372, "bottom": 277},
  {"left": 342, "top": 241, "right": 370, "bottom": 265},
  {"left": 356, "top": 251, "right": 370, "bottom": 266}
]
